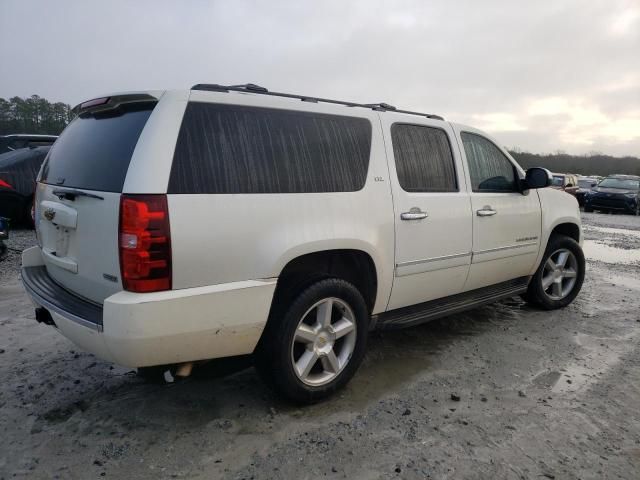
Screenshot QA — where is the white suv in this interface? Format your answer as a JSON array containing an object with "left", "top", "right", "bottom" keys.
[{"left": 22, "top": 84, "right": 585, "bottom": 402}]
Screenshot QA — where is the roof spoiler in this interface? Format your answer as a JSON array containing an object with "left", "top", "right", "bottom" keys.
[{"left": 72, "top": 93, "right": 157, "bottom": 116}]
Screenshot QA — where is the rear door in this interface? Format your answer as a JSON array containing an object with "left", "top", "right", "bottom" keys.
[
  {"left": 36, "top": 98, "right": 158, "bottom": 304},
  {"left": 382, "top": 116, "right": 472, "bottom": 310},
  {"left": 453, "top": 127, "right": 541, "bottom": 291}
]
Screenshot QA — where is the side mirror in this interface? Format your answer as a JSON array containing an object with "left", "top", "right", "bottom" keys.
[{"left": 523, "top": 167, "right": 552, "bottom": 190}]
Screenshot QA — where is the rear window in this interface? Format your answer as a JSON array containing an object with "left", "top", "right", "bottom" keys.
[
  {"left": 40, "top": 102, "right": 155, "bottom": 192},
  {"left": 168, "top": 103, "right": 372, "bottom": 194}
]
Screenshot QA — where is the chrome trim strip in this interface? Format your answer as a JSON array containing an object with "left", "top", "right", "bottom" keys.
[
  {"left": 472, "top": 249, "right": 538, "bottom": 264},
  {"left": 21, "top": 277, "right": 103, "bottom": 332},
  {"left": 396, "top": 251, "right": 472, "bottom": 268},
  {"left": 473, "top": 242, "right": 538, "bottom": 255}
]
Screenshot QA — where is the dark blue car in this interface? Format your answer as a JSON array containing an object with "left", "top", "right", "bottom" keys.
[
  {"left": 0, "top": 146, "right": 52, "bottom": 225},
  {"left": 584, "top": 175, "right": 640, "bottom": 215}
]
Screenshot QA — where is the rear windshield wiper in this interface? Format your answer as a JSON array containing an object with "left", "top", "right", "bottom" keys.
[{"left": 52, "top": 189, "right": 104, "bottom": 201}]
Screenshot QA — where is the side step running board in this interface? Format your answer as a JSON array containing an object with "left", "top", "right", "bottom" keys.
[{"left": 375, "top": 277, "right": 530, "bottom": 330}]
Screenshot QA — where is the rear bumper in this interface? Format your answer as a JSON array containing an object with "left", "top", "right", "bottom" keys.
[
  {"left": 21, "top": 247, "right": 277, "bottom": 367},
  {"left": 22, "top": 265, "right": 103, "bottom": 330}
]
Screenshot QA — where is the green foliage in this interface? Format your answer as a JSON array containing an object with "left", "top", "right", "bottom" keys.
[
  {"left": 510, "top": 150, "right": 640, "bottom": 177},
  {"left": 0, "top": 95, "right": 73, "bottom": 135}
]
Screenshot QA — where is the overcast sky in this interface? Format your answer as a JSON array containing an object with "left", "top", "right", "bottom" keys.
[{"left": 1, "top": 0, "right": 639, "bottom": 156}]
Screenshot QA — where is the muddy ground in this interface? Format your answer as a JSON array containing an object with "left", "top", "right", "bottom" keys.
[{"left": 0, "top": 212, "right": 639, "bottom": 479}]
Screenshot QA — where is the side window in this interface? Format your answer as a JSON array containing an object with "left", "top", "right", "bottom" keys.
[
  {"left": 461, "top": 132, "right": 518, "bottom": 193},
  {"left": 169, "top": 103, "right": 372, "bottom": 194},
  {"left": 391, "top": 124, "right": 457, "bottom": 192}
]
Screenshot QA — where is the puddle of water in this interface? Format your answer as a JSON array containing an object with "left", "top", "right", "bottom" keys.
[
  {"left": 583, "top": 240, "right": 640, "bottom": 264},
  {"left": 584, "top": 225, "right": 640, "bottom": 238}
]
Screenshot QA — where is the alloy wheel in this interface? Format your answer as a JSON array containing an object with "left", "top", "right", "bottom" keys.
[
  {"left": 541, "top": 248, "right": 579, "bottom": 300},
  {"left": 290, "top": 297, "right": 357, "bottom": 386}
]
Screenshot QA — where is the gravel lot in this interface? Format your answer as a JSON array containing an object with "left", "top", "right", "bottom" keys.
[{"left": 1, "top": 212, "right": 639, "bottom": 479}]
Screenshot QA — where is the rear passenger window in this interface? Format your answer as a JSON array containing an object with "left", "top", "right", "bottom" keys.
[
  {"left": 461, "top": 132, "right": 518, "bottom": 193},
  {"left": 391, "top": 124, "right": 457, "bottom": 192},
  {"left": 169, "top": 103, "right": 372, "bottom": 194}
]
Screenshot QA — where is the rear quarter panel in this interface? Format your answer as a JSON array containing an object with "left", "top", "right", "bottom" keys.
[{"left": 161, "top": 91, "right": 395, "bottom": 314}]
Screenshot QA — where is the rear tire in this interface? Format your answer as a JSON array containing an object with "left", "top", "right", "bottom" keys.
[
  {"left": 525, "top": 234, "right": 585, "bottom": 310},
  {"left": 256, "top": 278, "right": 369, "bottom": 404}
]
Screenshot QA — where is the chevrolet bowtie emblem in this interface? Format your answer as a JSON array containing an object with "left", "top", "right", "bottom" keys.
[{"left": 44, "top": 208, "right": 56, "bottom": 221}]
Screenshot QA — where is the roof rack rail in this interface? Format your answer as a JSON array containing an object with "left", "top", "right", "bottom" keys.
[{"left": 190, "top": 83, "right": 444, "bottom": 121}]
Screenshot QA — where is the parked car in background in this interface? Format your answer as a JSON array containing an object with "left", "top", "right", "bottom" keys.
[
  {"left": 21, "top": 86, "right": 585, "bottom": 402},
  {"left": 0, "top": 216, "right": 8, "bottom": 260},
  {"left": 576, "top": 176, "right": 599, "bottom": 206},
  {"left": 584, "top": 175, "right": 640, "bottom": 215},
  {"left": 0, "top": 146, "right": 51, "bottom": 225},
  {"left": 551, "top": 173, "right": 579, "bottom": 197},
  {"left": 0, "top": 134, "right": 57, "bottom": 154}
]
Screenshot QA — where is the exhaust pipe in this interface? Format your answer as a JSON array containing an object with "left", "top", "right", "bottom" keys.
[{"left": 174, "top": 362, "right": 194, "bottom": 378}]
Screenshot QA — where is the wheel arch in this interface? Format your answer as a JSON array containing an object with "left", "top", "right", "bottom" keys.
[
  {"left": 530, "top": 217, "right": 582, "bottom": 276},
  {"left": 271, "top": 248, "right": 379, "bottom": 314},
  {"left": 256, "top": 246, "right": 380, "bottom": 359},
  {"left": 550, "top": 222, "right": 581, "bottom": 243}
]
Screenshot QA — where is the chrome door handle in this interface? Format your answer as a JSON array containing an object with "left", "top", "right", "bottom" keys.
[
  {"left": 401, "top": 208, "right": 428, "bottom": 220},
  {"left": 476, "top": 206, "right": 497, "bottom": 217}
]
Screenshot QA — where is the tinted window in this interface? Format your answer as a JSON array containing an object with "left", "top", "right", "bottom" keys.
[
  {"left": 169, "top": 103, "right": 372, "bottom": 194},
  {"left": 391, "top": 124, "right": 457, "bottom": 192},
  {"left": 41, "top": 103, "right": 155, "bottom": 192},
  {"left": 461, "top": 132, "right": 518, "bottom": 192}
]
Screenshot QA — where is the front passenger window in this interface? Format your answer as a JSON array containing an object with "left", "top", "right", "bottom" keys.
[{"left": 461, "top": 132, "right": 518, "bottom": 193}]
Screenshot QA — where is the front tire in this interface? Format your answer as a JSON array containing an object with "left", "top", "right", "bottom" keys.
[
  {"left": 525, "top": 234, "right": 585, "bottom": 310},
  {"left": 256, "top": 278, "right": 369, "bottom": 403}
]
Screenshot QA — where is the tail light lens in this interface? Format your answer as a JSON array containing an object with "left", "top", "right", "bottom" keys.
[
  {"left": 0, "top": 178, "right": 13, "bottom": 189},
  {"left": 119, "top": 194, "right": 172, "bottom": 292}
]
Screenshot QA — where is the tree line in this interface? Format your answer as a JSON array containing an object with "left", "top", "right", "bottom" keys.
[
  {"left": 509, "top": 150, "right": 640, "bottom": 177},
  {"left": 0, "top": 95, "right": 73, "bottom": 136}
]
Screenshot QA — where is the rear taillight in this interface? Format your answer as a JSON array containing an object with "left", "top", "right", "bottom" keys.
[
  {"left": 0, "top": 178, "right": 12, "bottom": 189},
  {"left": 119, "top": 194, "right": 172, "bottom": 292}
]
